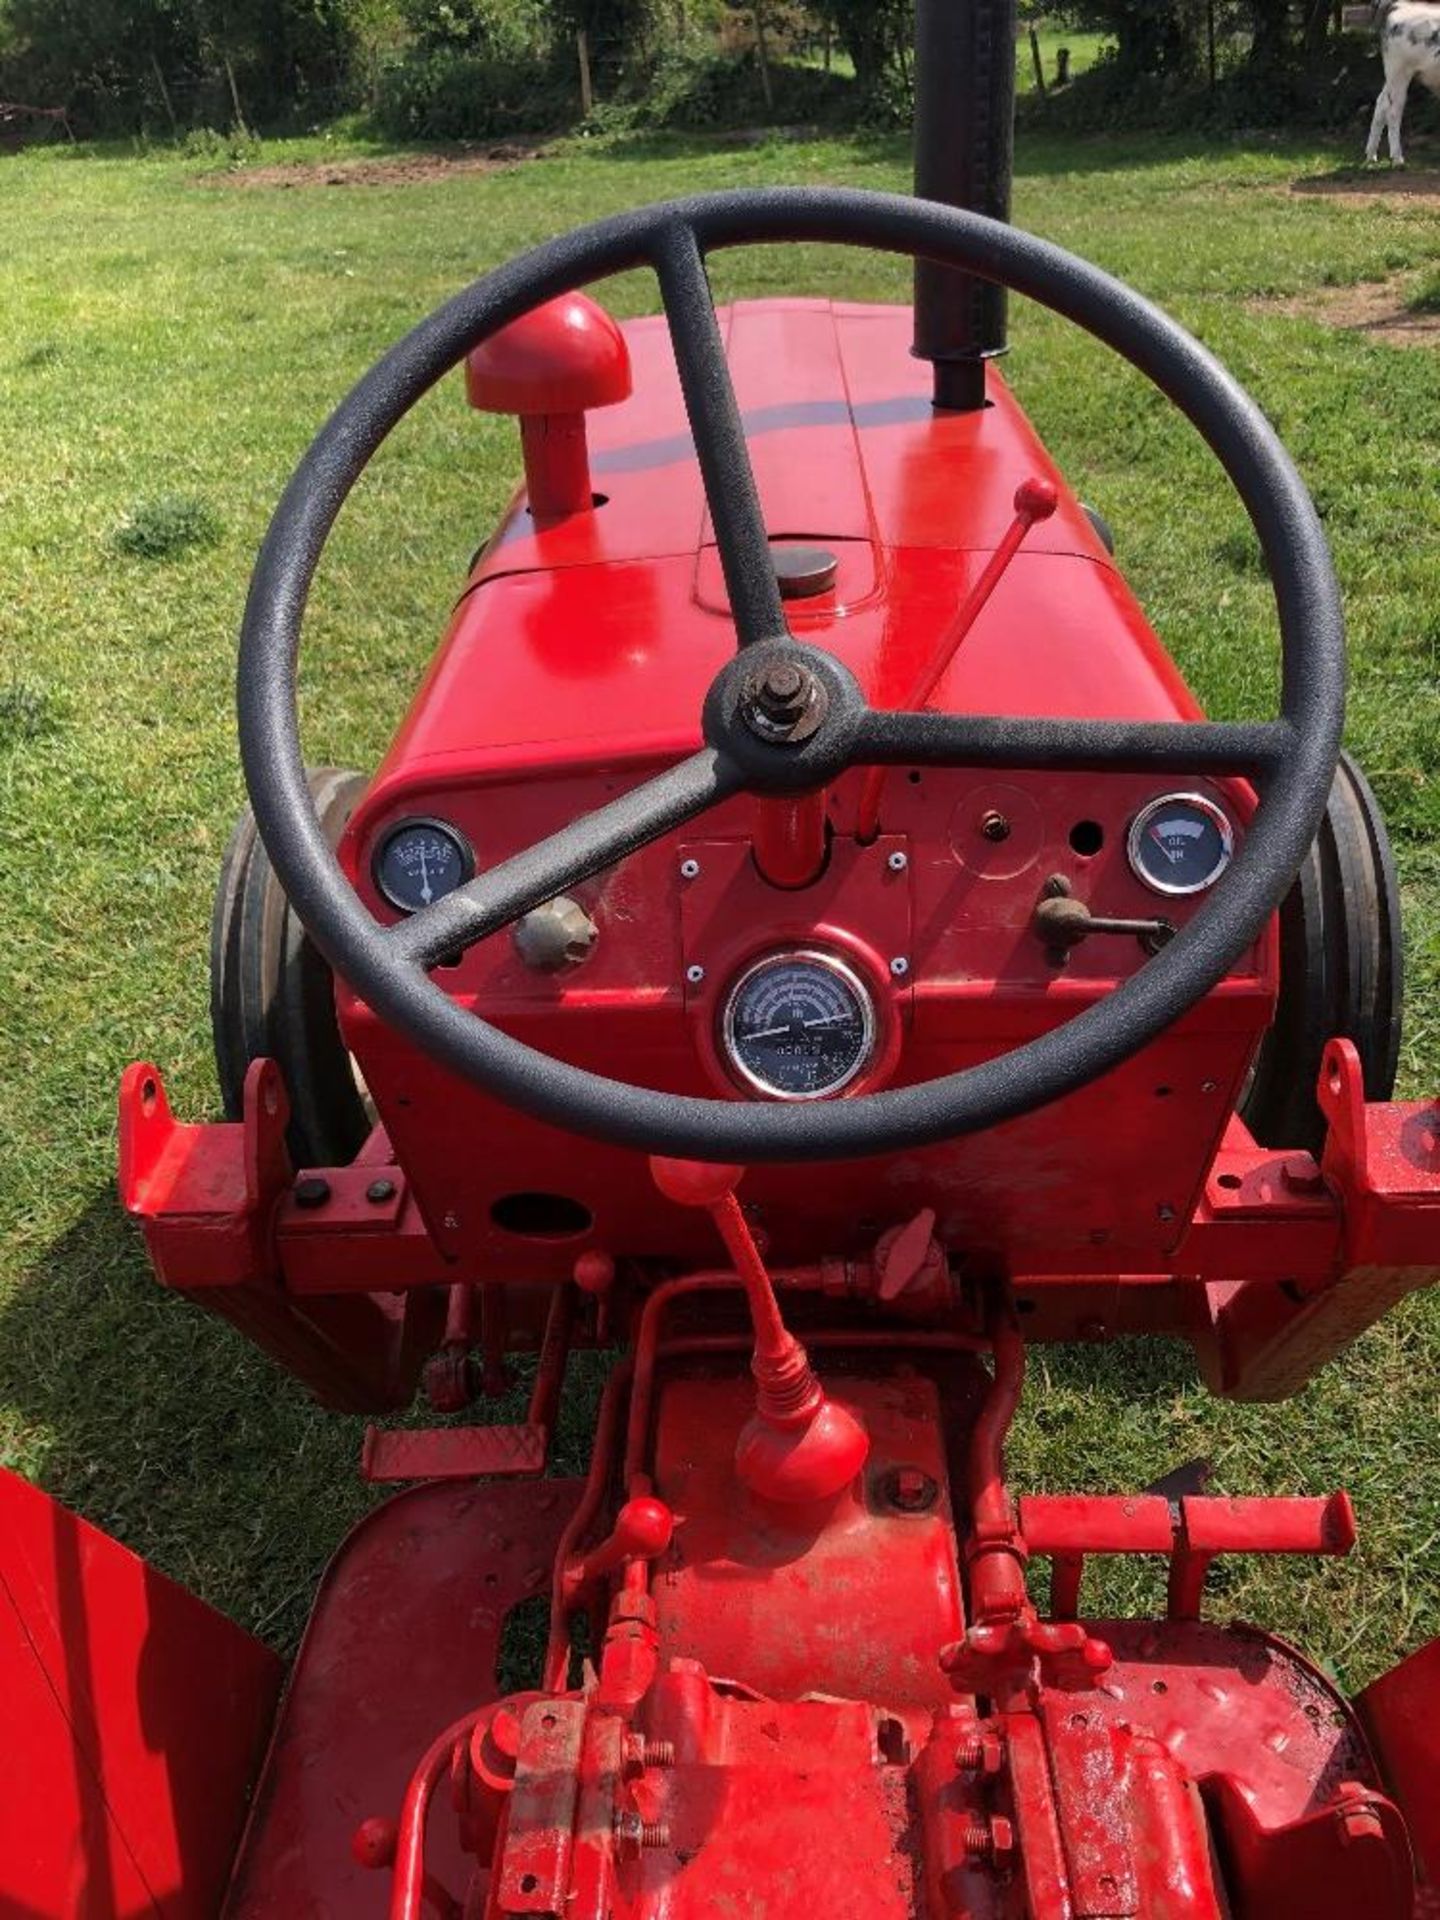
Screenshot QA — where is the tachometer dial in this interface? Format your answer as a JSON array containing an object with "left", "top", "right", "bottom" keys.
[
  {"left": 373, "top": 818, "right": 474, "bottom": 914},
  {"left": 1127, "top": 793, "right": 1234, "bottom": 897},
  {"left": 721, "top": 950, "right": 876, "bottom": 1101}
]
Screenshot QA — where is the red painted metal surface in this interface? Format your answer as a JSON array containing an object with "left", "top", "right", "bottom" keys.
[
  {"left": 225, "top": 1477, "right": 581, "bottom": 1917},
  {"left": 1359, "top": 1634, "right": 1440, "bottom": 1887},
  {"left": 107, "top": 289, "right": 1440, "bottom": 1917},
  {"left": 359, "top": 1339, "right": 1417, "bottom": 1919},
  {"left": 0, "top": 1467, "right": 280, "bottom": 1919}
]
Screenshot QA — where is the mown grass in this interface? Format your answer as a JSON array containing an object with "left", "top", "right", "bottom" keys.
[{"left": 2, "top": 123, "right": 1439, "bottom": 1687}]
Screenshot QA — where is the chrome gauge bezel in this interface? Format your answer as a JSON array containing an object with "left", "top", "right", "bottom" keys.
[
  {"left": 372, "top": 816, "right": 476, "bottom": 914},
  {"left": 720, "top": 948, "right": 878, "bottom": 1102},
  {"left": 1126, "top": 791, "right": 1235, "bottom": 898}
]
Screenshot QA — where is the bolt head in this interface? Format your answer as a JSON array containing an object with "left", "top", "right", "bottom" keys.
[
  {"left": 980, "top": 810, "right": 1011, "bottom": 843},
  {"left": 686, "top": 963, "right": 705, "bottom": 985},
  {"left": 760, "top": 662, "right": 804, "bottom": 705},
  {"left": 740, "top": 657, "right": 828, "bottom": 744},
  {"left": 881, "top": 1464, "right": 939, "bottom": 1512},
  {"left": 293, "top": 1175, "right": 331, "bottom": 1209},
  {"left": 366, "top": 1177, "right": 396, "bottom": 1204},
  {"left": 887, "top": 850, "right": 908, "bottom": 872},
  {"left": 890, "top": 956, "right": 909, "bottom": 977},
  {"left": 679, "top": 858, "right": 700, "bottom": 880}
]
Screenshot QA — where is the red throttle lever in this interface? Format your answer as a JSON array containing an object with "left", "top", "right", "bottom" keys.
[
  {"left": 650, "top": 1158, "right": 869, "bottom": 1506},
  {"left": 856, "top": 476, "right": 1058, "bottom": 843}
]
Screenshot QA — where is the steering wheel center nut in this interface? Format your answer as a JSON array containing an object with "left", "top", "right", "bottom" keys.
[{"left": 742, "top": 659, "right": 829, "bottom": 744}]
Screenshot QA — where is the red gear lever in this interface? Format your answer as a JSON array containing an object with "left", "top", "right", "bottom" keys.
[{"left": 650, "top": 1157, "right": 870, "bottom": 1504}]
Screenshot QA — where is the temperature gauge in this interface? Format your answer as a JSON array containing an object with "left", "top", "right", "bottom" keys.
[
  {"left": 721, "top": 950, "right": 877, "bottom": 1101},
  {"left": 1127, "top": 793, "right": 1234, "bottom": 897},
  {"left": 373, "top": 817, "right": 474, "bottom": 914}
]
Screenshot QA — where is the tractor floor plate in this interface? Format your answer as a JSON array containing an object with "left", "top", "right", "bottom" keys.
[{"left": 224, "top": 1474, "right": 583, "bottom": 1917}]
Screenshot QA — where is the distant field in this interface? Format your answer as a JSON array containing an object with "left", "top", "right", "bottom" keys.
[{"left": 2, "top": 122, "right": 1438, "bottom": 1684}]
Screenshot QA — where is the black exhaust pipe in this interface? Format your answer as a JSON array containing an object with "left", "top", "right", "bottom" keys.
[{"left": 912, "top": 0, "right": 1016, "bottom": 411}]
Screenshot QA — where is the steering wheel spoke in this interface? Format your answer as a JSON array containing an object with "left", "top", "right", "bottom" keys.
[
  {"left": 852, "top": 711, "right": 1294, "bottom": 780},
  {"left": 651, "top": 221, "right": 789, "bottom": 652},
  {"left": 385, "top": 748, "right": 743, "bottom": 969}
]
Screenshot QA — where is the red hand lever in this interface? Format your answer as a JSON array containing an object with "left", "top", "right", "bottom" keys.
[{"left": 856, "top": 476, "right": 1058, "bottom": 844}]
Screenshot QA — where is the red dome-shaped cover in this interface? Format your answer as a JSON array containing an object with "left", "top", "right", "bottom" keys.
[{"left": 465, "top": 293, "right": 632, "bottom": 417}]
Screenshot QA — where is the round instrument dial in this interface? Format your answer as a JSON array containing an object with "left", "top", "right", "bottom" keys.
[
  {"left": 373, "top": 818, "right": 474, "bottom": 914},
  {"left": 721, "top": 950, "right": 876, "bottom": 1101},
  {"left": 1127, "top": 793, "right": 1234, "bottom": 897}
]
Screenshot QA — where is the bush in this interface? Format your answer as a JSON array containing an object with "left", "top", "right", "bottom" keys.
[
  {"left": 603, "top": 46, "right": 854, "bottom": 132},
  {"left": 1018, "top": 26, "right": 1393, "bottom": 134},
  {"left": 372, "top": 41, "right": 854, "bottom": 143},
  {"left": 373, "top": 45, "right": 572, "bottom": 138}
]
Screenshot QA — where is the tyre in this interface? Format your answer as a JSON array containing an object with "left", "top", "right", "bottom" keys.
[
  {"left": 1241, "top": 751, "right": 1403, "bottom": 1154},
  {"left": 210, "top": 766, "right": 371, "bottom": 1168}
]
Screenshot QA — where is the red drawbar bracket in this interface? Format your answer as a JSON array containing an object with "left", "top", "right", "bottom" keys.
[
  {"left": 118, "top": 1060, "right": 437, "bottom": 1412},
  {"left": 1201, "top": 1042, "right": 1440, "bottom": 1401},
  {"left": 1020, "top": 1490, "right": 1357, "bottom": 1620}
]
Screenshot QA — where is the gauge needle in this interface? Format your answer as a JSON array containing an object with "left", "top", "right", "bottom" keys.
[
  {"left": 418, "top": 845, "right": 433, "bottom": 905},
  {"left": 1150, "top": 825, "right": 1181, "bottom": 864}
]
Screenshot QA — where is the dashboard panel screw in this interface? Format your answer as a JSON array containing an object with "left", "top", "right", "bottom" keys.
[
  {"left": 980, "top": 810, "right": 1011, "bottom": 842},
  {"left": 679, "top": 858, "right": 700, "bottom": 879},
  {"left": 890, "top": 956, "right": 909, "bottom": 977},
  {"left": 686, "top": 964, "right": 706, "bottom": 985},
  {"left": 887, "top": 850, "right": 908, "bottom": 872}
]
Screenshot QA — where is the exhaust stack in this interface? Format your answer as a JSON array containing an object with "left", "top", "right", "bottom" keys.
[{"left": 912, "top": 0, "right": 1017, "bottom": 411}]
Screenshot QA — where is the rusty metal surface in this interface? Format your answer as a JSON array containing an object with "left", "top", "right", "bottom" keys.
[{"left": 647, "top": 1365, "right": 971, "bottom": 1714}]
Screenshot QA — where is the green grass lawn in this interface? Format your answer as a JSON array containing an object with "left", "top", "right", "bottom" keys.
[{"left": 3, "top": 122, "right": 1439, "bottom": 1688}]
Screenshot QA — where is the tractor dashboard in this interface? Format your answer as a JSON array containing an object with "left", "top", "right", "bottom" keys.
[{"left": 334, "top": 299, "right": 1271, "bottom": 1293}]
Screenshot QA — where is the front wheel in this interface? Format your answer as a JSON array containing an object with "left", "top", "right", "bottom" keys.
[
  {"left": 1241, "top": 752, "right": 1403, "bottom": 1154},
  {"left": 210, "top": 765, "right": 371, "bottom": 1168}
]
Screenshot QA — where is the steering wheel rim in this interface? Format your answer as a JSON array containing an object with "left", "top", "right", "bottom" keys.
[{"left": 237, "top": 186, "right": 1344, "bottom": 1164}]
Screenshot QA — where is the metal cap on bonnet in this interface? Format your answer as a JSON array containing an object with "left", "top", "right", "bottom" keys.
[
  {"left": 465, "top": 292, "right": 632, "bottom": 417},
  {"left": 466, "top": 293, "right": 632, "bottom": 519}
]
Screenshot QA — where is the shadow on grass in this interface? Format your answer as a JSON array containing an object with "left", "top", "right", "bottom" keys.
[
  {"left": 1292, "top": 164, "right": 1440, "bottom": 196},
  {"left": 0, "top": 1187, "right": 614, "bottom": 1654},
  {"left": 0, "top": 1189, "right": 380, "bottom": 1652},
  {"left": 566, "top": 122, "right": 1336, "bottom": 181}
]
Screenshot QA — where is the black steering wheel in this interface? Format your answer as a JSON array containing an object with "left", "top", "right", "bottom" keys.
[{"left": 237, "top": 188, "right": 1344, "bottom": 1165}]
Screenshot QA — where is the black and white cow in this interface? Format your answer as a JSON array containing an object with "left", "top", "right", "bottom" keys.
[{"left": 1366, "top": 0, "right": 1440, "bottom": 164}]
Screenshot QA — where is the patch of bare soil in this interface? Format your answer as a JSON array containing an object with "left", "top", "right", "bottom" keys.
[
  {"left": 200, "top": 141, "right": 546, "bottom": 190},
  {"left": 1253, "top": 271, "right": 1440, "bottom": 347},
  {"left": 1290, "top": 165, "right": 1440, "bottom": 204}
]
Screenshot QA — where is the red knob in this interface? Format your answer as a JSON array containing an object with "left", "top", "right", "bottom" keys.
[
  {"left": 1013, "top": 476, "right": 1058, "bottom": 523},
  {"left": 649, "top": 1156, "right": 744, "bottom": 1208}
]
